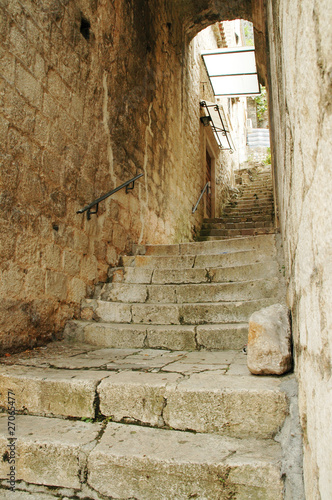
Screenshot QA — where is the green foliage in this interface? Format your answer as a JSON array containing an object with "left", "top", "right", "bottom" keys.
[
  {"left": 243, "top": 21, "right": 254, "bottom": 46},
  {"left": 264, "top": 147, "right": 271, "bottom": 165},
  {"left": 254, "top": 86, "right": 268, "bottom": 122}
]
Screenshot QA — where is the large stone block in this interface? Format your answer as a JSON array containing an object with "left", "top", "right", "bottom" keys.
[
  {"left": 88, "top": 422, "right": 284, "bottom": 499},
  {"left": 0, "top": 415, "right": 101, "bottom": 488},
  {"left": 247, "top": 304, "right": 292, "bottom": 375},
  {"left": 0, "top": 366, "right": 107, "bottom": 418}
]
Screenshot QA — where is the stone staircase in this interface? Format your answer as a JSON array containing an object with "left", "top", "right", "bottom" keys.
[
  {"left": 199, "top": 167, "right": 275, "bottom": 240},
  {"left": 0, "top": 169, "right": 296, "bottom": 499}
]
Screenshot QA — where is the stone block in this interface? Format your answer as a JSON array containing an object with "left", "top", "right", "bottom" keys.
[
  {"left": 25, "top": 267, "right": 46, "bottom": 297},
  {"left": 146, "top": 325, "right": 196, "bottom": 350},
  {"left": 132, "top": 304, "right": 180, "bottom": 324},
  {"left": 81, "top": 299, "right": 132, "bottom": 323},
  {"left": 42, "top": 243, "right": 62, "bottom": 270},
  {"left": 80, "top": 255, "right": 98, "bottom": 282},
  {"left": 98, "top": 371, "right": 179, "bottom": 426},
  {"left": 121, "top": 267, "right": 153, "bottom": 284},
  {"left": 247, "top": 304, "right": 292, "bottom": 375},
  {"left": 0, "top": 366, "right": 106, "bottom": 418},
  {"left": 0, "top": 415, "right": 101, "bottom": 488},
  {"left": 196, "top": 324, "right": 248, "bottom": 350},
  {"left": 34, "top": 113, "right": 50, "bottom": 146},
  {"left": 88, "top": 422, "right": 283, "bottom": 499},
  {"left": 47, "top": 69, "right": 71, "bottom": 109},
  {"left": 15, "top": 62, "right": 42, "bottom": 108},
  {"left": 163, "top": 369, "right": 289, "bottom": 438},
  {"left": 152, "top": 268, "right": 209, "bottom": 284},
  {"left": 99, "top": 283, "right": 148, "bottom": 302},
  {"left": 179, "top": 299, "right": 274, "bottom": 325},
  {"left": 45, "top": 270, "right": 67, "bottom": 300},
  {"left": 0, "top": 44, "right": 15, "bottom": 83},
  {"left": 0, "top": 223, "right": 16, "bottom": 261},
  {"left": 68, "top": 277, "right": 86, "bottom": 303},
  {"left": 63, "top": 250, "right": 80, "bottom": 276}
]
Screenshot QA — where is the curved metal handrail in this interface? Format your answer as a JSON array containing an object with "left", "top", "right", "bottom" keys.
[
  {"left": 77, "top": 173, "right": 144, "bottom": 220},
  {"left": 192, "top": 182, "right": 210, "bottom": 213}
]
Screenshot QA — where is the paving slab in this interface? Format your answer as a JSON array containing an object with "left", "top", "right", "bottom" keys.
[
  {"left": 163, "top": 370, "right": 290, "bottom": 438},
  {"left": 0, "top": 366, "right": 110, "bottom": 418},
  {"left": 87, "top": 422, "right": 283, "bottom": 500},
  {"left": 0, "top": 415, "right": 101, "bottom": 489},
  {"left": 64, "top": 320, "right": 147, "bottom": 349},
  {"left": 196, "top": 324, "right": 248, "bottom": 350},
  {"left": 98, "top": 371, "right": 182, "bottom": 426}
]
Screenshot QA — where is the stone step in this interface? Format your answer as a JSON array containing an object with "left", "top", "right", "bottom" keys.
[
  {"left": 81, "top": 297, "right": 276, "bottom": 324},
  {"left": 198, "top": 228, "right": 275, "bottom": 240},
  {"left": 108, "top": 260, "right": 280, "bottom": 285},
  {"left": 122, "top": 251, "right": 271, "bottom": 269},
  {"left": 93, "top": 279, "right": 280, "bottom": 304},
  {"left": 221, "top": 209, "right": 274, "bottom": 217},
  {"left": 200, "top": 227, "right": 274, "bottom": 237},
  {"left": 201, "top": 222, "right": 274, "bottom": 232},
  {"left": 202, "top": 221, "right": 273, "bottom": 230},
  {"left": 133, "top": 233, "right": 276, "bottom": 257},
  {"left": 224, "top": 203, "right": 273, "bottom": 211},
  {"left": 198, "top": 233, "right": 275, "bottom": 241},
  {"left": 125, "top": 248, "right": 276, "bottom": 270},
  {"left": 230, "top": 195, "right": 273, "bottom": 202},
  {"left": 204, "top": 215, "right": 273, "bottom": 224},
  {"left": 0, "top": 415, "right": 284, "bottom": 499},
  {"left": 0, "top": 349, "right": 289, "bottom": 438},
  {"left": 65, "top": 321, "right": 249, "bottom": 350}
]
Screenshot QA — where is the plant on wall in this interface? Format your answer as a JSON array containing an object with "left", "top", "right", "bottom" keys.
[{"left": 254, "top": 86, "right": 268, "bottom": 122}]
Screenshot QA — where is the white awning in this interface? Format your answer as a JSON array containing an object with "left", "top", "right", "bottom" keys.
[
  {"left": 200, "top": 101, "right": 235, "bottom": 152},
  {"left": 201, "top": 47, "right": 260, "bottom": 97}
]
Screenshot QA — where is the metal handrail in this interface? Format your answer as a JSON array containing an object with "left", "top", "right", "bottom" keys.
[
  {"left": 77, "top": 173, "right": 144, "bottom": 220},
  {"left": 192, "top": 182, "right": 210, "bottom": 213}
]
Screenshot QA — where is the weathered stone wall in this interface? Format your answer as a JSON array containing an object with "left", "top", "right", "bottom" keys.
[
  {"left": 266, "top": 0, "right": 332, "bottom": 497},
  {"left": 0, "top": 0, "right": 224, "bottom": 352}
]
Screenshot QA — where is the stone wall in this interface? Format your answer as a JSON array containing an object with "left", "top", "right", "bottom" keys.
[
  {"left": 266, "top": 0, "right": 332, "bottom": 497},
  {"left": 0, "top": 0, "right": 224, "bottom": 352}
]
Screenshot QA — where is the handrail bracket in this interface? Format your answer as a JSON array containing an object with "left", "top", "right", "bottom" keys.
[
  {"left": 77, "top": 173, "right": 143, "bottom": 221},
  {"left": 87, "top": 203, "right": 98, "bottom": 220}
]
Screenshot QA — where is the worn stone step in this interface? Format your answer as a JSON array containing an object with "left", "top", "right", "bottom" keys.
[
  {"left": 201, "top": 224, "right": 274, "bottom": 234},
  {"left": 64, "top": 320, "right": 249, "bottom": 350},
  {"left": 202, "top": 220, "right": 273, "bottom": 230},
  {"left": 204, "top": 215, "right": 273, "bottom": 224},
  {"left": 108, "top": 260, "right": 280, "bottom": 285},
  {"left": 198, "top": 232, "right": 276, "bottom": 242},
  {"left": 94, "top": 279, "right": 280, "bottom": 304},
  {"left": 125, "top": 248, "right": 276, "bottom": 270},
  {"left": 88, "top": 423, "right": 283, "bottom": 499},
  {"left": 221, "top": 209, "right": 274, "bottom": 218},
  {"left": 229, "top": 196, "right": 273, "bottom": 203},
  {"left": 198, "top": 229, "right": 275, "bottom": 240},
  {"left": 0, "top": 415, "right": 101, "bottom": 490},
  {"left": 0, "top": 415, "right": 283, "bottom": 499},
  {"left": 133, "top": 234, "right": 276, "bottom": 257},
  {"left": 224, "top": 203, "right": 273, "bottom": 212},
  {"left": 81, "top": 297, "right": 276, "bottom": 324},
  {"left": 200, "top": 227, "right": 274, "bottom": 237},
  {"left": 0, "top": 350, "right": 289, "bottom": 438},
  {"left": 151, "top": 261, "right": 280, "bottom": 284}
]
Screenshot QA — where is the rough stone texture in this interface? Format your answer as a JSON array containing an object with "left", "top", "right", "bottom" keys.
[
  {"left": 0, "top": 1, "right": 237, "bottom": 353},
  {"left": 0, "top": 366, "right": 110, "bottom": 418},
  {"left": 266, "top": 0, "right": 332, "bottom": 495},
  {"left": 0, "top": 415, "right": 101, "bottom": 489},
  {"left": 87, "top": 422, "right": 284, "bottom": 500},
  {"left": 247, "top": 303, "right": 292, "bottom": 375}
]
